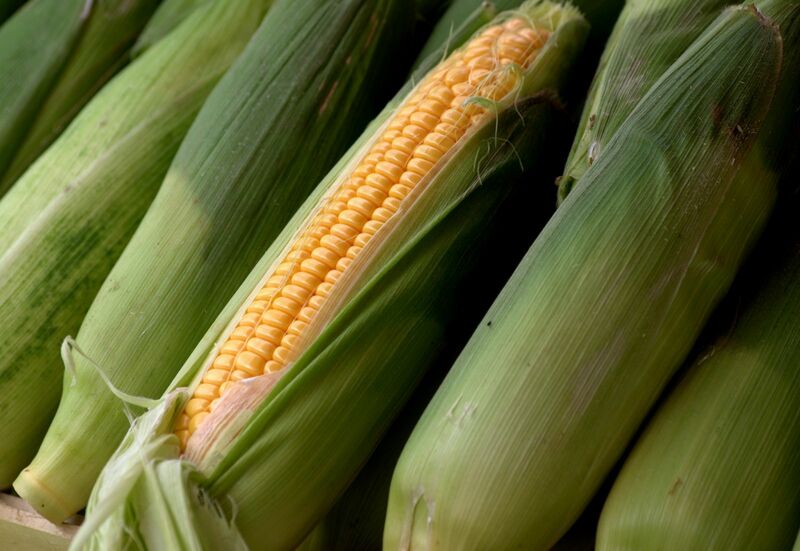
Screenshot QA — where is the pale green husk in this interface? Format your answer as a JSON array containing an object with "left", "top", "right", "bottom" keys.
[
  {"left": 596, "top": 2, "right": 800, "bottom": 546},
  {"left": 557, "top": 0, "right": 737, "bottom": 202},
  {"left": 73, "top": 3, "right": 589, "bottom": 549},
  {"left": 0, "top": 0, "right": 274, "bottom": 490},
  {"left": 385, "top": 6, "right": 783, "bottom": 549},
  {"left": 19, "top": 0, "right": 418, "bottom": 523},
  {"left": 0, "top": 0, "right": 161, "bottom": 192},
  {"left": 596, "top": 200, "right": 800, "bottom": 550}
]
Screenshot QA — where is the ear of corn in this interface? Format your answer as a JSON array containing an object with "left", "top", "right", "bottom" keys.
[
  {"left": 0, "top": 0, "right": 275, "bottom": 491},
  {"left": 557, "top": 0, "right": 737, "bottom": 202},
  {"left": 131, "top": 0, "right": 214, "bottom": 56},
  {"left": 71, "top": 4, "right": 589, "bottom": 548},
  {"left": 596, "top": 204, "right": 800, "bottom": 549},
  {"left": 595, "top": 4, "right": 800, "bottom": 544},
  {"left": 385, "top": 6, "right": 784, "bottom": 549},
  {"left": 0, "top": 0, "right": 161, "bottom": 193},
  {"left": 16, "top": 0, "right": 420, "bottom": 523}
]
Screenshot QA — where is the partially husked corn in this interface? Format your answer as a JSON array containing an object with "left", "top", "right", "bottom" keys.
[
  {"left": 70, "top": 3, "right": 589, "bottom": 549},
  {"left": 176, "top": 17, "right": 550, "bottom": 449}
]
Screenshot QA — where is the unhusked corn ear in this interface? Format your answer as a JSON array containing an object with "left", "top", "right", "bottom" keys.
[
  {"left": 132, "top": 0, "right": 214, "bottom": 56},
  {"left": 597, "top": 1, "right": 800, "bottom": 547},
  {"left": 557, "top": 0, "right": 733, "bottom": 202},
  {"left": 17, "top": 0, "right": 417, "bottom": 524},
  {"left": 73, "top": 3, "right": 588, "bottom": 549},
  {"left": 597, "top": 196, "right": 800, "bottom": 551},
  {"left": 0, "top": 0, "right": 161, "bottom": 194},
  {"left": 385, "top": 6, "right": 783, "bottom": 549},
  {"left": 0, "top": 0, "right": 274, "bottom": 495},
  {"left": 176, "top": 16, "right": 553, "bottom": 449}
]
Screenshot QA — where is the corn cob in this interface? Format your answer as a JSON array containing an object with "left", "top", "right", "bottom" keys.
[
  {"left": 385, "top": 6, "right": 784, "bottom": 549},
  {"left": 0, "top": 0, "right": 160, "bottom": 193},
  {"left": 597, "top": 191, "right": 800, "bottom": 550},
  {"left": 0, "top": 0, "right": 276, "bottom": 492},
  {"left": 557, "top": 0, "right": 737, "bottom": 202},
  {"left": 71, "top": 4, "right": 588, "bottom": 548},
  {"left": 131, "top": 0, "right": 214, "bottom": 56},
  {"left": 15, "top": 0, "right": 420, "bottom": 523}
]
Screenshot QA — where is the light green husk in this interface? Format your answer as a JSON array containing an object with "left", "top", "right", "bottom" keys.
[
  {"left": 132, "top": 0, "right": 215, "bottom": 56},
  {"left": 72, "top": 3, "right": 588, "bottom": 549},
  {"left": 385, "top": 6, "right": 783, "bottom": 549},
  {"left": 557, "top": 0, "right": 737, "bottom": 202},
  {"left": 0, "top": 0, "right": 275, "bottom": 491},
  {"left": 17, "top": 0, "right": 419, "bottom": 524},
  {"left": 597, "top": 198, "right": 800, "bottom": 549},
  {"left": 596, "top": 5, "right": 800, "bottom": 545},
  {"left": 597, "top": 216, "right": 800, "bottom": 549},
  {"left": 0, "top": 0, "right": 160, "bottom": 193}
]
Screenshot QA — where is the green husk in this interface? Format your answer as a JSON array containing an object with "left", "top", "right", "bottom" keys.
[
  {"left": 132, "top": 0, "right": 215, "bottom": 56},
  {"left": 0, "top": 0, "right": 160, "bottom": 193},
  {"left": 385, "top": 6, "right": 783, "bottom": 549},
  {"left": 72, "top": 3, "right": 588, "bottom": 548},
  {"left": 795, "top": 530, "right": 800, "bottom": 551},
  {"left": 596, "top": 3, "right": 800, "bottom": 542},
  {"left": 17, "top": 0, "right": 419, "bottom": 523},
  {"left": 597, "top": 195, "right": 800, "bottom": 549},
  {"left": 557, "top": 0, "right": 736, "bottom": 202},
  {"left": 0, "top": 0, "right": 275, "bottom": 491}
]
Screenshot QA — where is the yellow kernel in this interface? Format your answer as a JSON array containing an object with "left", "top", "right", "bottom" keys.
[
  {"left": 365, "top": 172, "right": 393, "bottom": 191},
  {"left": 414, "top": 144, "right": 444, "bottom": 164},
  {"left": 291, "top": 271, "right": 322, "bottom": 291},
  {"left": 194, "top": 384, "right": 217, "bottom": 401},
  {"left": 203, "top": 368, "right": 230, "bottom": 385},
  {"left": 212, "top": 354, "right": 234, "bottom": 371},
  {"left": 188, "top": 412, "right": 209, "bottom": 434},
  {"left": 265, "top": 360, "right": 283, "bottom": 373},
  {"left": 339, "top": 209, "right": 368, "bottom": 230},
  {"left": 410, "top": 111, "right": 438, "bottom": 131},
  {"left": 287, "top": 320, "right": 307, "bottom": 336},
  {"left": 255, "top": 324, "right": 284, "bottom": 345},
  {"left": 372, "top": 207, "right": 394, "bottom": 223},
  {"left": 261, "top": 309, "right": 293, "bottom": 330},
  {"left": 407, "top": 158, "right": 434, "bottom": 176},
  {"left": 354, "top": 233, "right": 372, "bottom": 248},
  {"left": 389, "top": 184, "right": 412, "bottom": 200},
  {"left": 236, "top": 351, "right": 266, "bottom": 376},
  {"left": 311, "top": 246, "right": 340, "bottom": 269},
  {"left": 300, "top": 257, "right": 329, "bottom": 280},
  {"left": 246, "top": 337, "right": 276, "bottom": 360},
  {"left": 185, "top": 398, "right": 209, "bottom": 417},
  {"left": 175, "top": 414, "right": 189, "bottom": 431},
  {"left": 401, "top": 124, "right": 427, "bottom": 142},
  {"left": 221, "top": 340, "right": 244, "bottom": 356},
  {"left": 281, "top": 284, "right": 311, "bottom": 305},
  {"left": 362, "top": 220, "right": 383, "bottom": 235}
]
